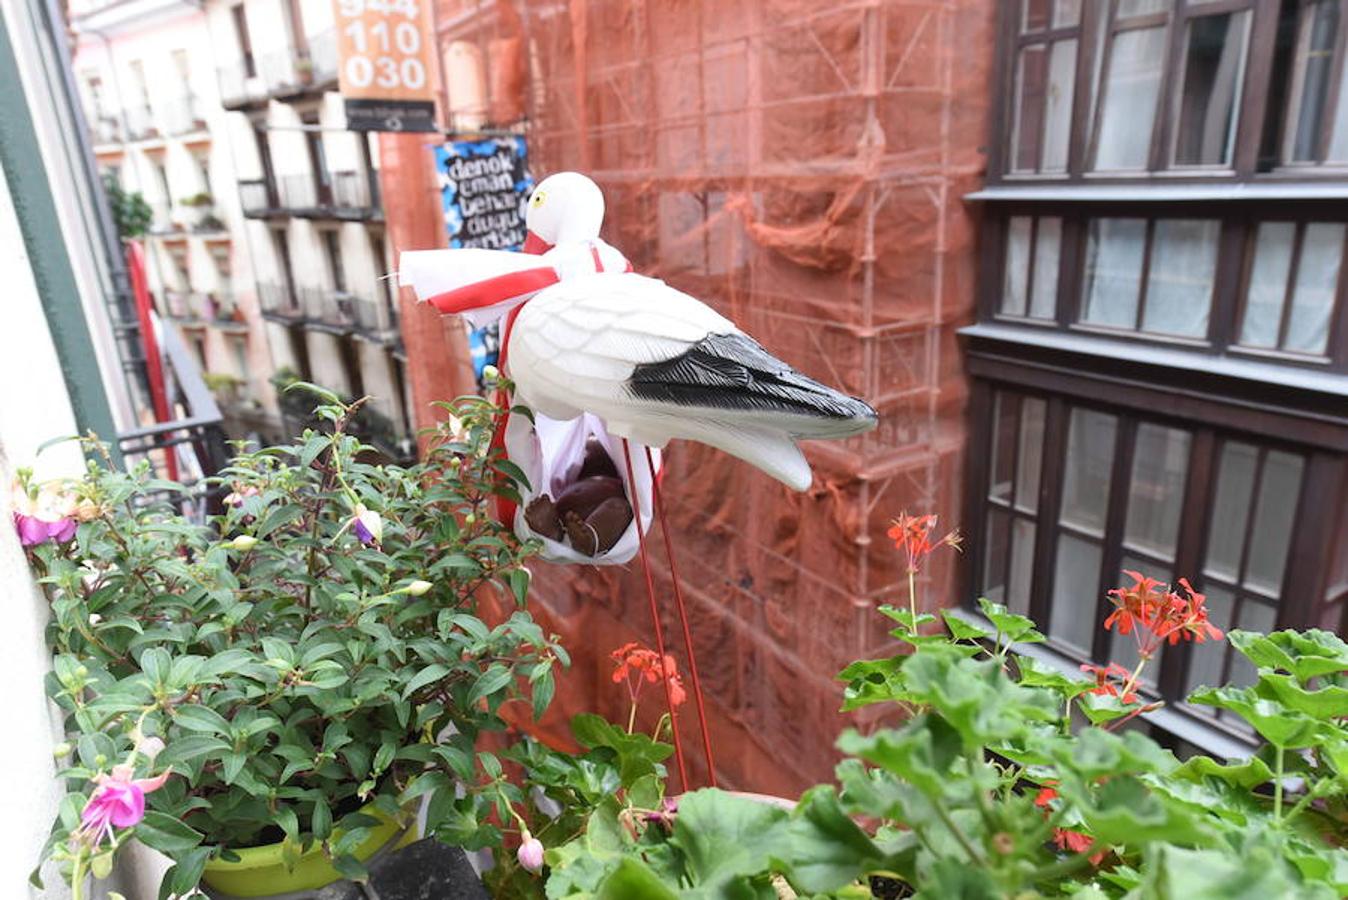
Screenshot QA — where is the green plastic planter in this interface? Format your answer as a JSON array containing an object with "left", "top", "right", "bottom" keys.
[{"left": 200, "top": 805, "right": 417, "bottom": 897}]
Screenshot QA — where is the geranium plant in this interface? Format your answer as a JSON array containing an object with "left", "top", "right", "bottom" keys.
[
  {"left": 489, "top": 514, "right": 1348, "bottom": 898},
  {"left": 28, "top": 389, "right": 564, "bottom": 898}
]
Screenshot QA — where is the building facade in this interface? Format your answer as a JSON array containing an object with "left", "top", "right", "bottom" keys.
[
  {"left": 70, "top": 0, "right": 283, "bottom": 444},
  {"left": 964, "top": 0, "right": 1348, "bottom": 756},
  {"left": 207, "top": 0, "right": 414, "bottom": 459}
]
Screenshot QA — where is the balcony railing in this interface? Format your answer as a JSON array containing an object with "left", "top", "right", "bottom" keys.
[
  {"left": 164, "top": 289, "right": 207, "bottom": 322},
  {"left": 161, "top": 95, "right": 206, "bottom": 136},
  {"left": 308, "top": 29, "right": 338, "bottom": 84},
  {"left": 268, "top": 170, "right": 380, "bottom": 218},
  {"left": 217, "top": 59, "right": 264, "bottom": 109},
  {"left": 259, "top": 282, "right": 303, "bottom": 321},
  {"left": 209, "top": 292, "right": 248, "bottom": 330},
  {"left": 352, "top": 291, "right": 399, "bottom": 342},
  {"left": 239, "top": 179, "right": 276, "bottom": 217},
  {"left": 124, "top": 104, "right": 158, "bottom": 140},
  {"left": 91, "top": 114, "right": 122, "bottom": 145},
  {"left": 301, "top": 287, "right": 355, "bottom": 332}
]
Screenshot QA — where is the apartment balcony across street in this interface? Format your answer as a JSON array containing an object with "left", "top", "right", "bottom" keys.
[
  {"left": 352, "top": 291, "right": 399, "bottom": 343},
  {"left": 216, "top": 58, "right": 265, "bottom": 110},
  {"left": 258, "top": 32, "right": 339, "bottom": 102},
  {"left": 330, "top": 169, "right": 381, "bottom": 219},
  {"left": 238, "top": 178, "right": 278, "bottom": 217},
  {"left": 302, "top": 286, "right": 355, "bottom": 334},
  {"left": 208, "top": 292, "right": 249, "bottom": 334},
  {"left": 258, "top": 282, "right": 304, "bottom": 323},
  {"left": 164, "top": 289, "right": 207, "bottom": 324},
  {"left": 91, "top": 113, "right": 121, "bottom": 145},
  {"left": 161, "top": 94, "right": 206, "bottom": 136},
  {"left": 123, "top": 103, "right": 158, "bottom": 140}
]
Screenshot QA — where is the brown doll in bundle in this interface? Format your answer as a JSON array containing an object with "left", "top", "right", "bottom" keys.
[{"left": 523, "top": 437, "right": 633, "bottom": 555}]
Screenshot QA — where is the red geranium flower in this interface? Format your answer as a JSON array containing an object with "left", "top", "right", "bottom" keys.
[{"left": 887, "top": 512, "right": 961, "bottom": 575}]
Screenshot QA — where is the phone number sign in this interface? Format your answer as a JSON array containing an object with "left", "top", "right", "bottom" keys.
[{"left": 333, "top": 0, "right": 438, "bottom": 132}]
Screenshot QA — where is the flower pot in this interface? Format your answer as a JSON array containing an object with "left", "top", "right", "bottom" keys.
[{"left": 200, "top": 803, "right": 417, "bottom": 898}]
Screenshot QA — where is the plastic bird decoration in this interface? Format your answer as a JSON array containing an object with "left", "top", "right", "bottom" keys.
[{"left": 400, "top": 171, "right": 878, "bottom": 492}]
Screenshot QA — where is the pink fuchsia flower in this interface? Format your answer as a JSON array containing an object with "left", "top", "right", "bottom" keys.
[
  {"left": 351, "top": 504, "right": 383, "bottom": 546},
  {"left": 76, "top": 764, "right": 170, "bottom": 849},
  {"left": 11, "top": 480, "right": 78, "bottom": 548},
  {"left": 223, "top": 484, "right": 261, "bottom": 508},
  {"left": 517, "top": 830, "right": 545, "bottom": 873}
]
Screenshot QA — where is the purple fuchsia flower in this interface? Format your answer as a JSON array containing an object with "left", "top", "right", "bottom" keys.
[
  {"left": 76, "top": 765, "right": 170, "bottom": 849},
  {"left": 351, "top": 503, "right": 383, "bottom": 546},
  {"left": 11, "top": 480, "right": 79, "bottom": 548},
  {"left": 517, "top": 830, "right": 545, "bottom": 873},
  {"left": 223, "top": 484, "right": 261, "bottom": 509}
]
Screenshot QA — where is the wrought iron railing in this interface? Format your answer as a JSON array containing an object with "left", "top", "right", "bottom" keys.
[
  {"left": 217, "top": 59, "right": 263, "bottom": 108},
  {"left": 300, "top": 287, "right": 355, "bottom": 331},
  {"left": 117, "top": 316, "right": 231, "bottom": 508},
  {"left": 259, "top": 282, "right": 303, "bottom": 320},
  {"left": 351, "top": 291, "right": 399, "bottom": 341},
  {"left": 238, "top": 179, "right": 274, "bottom": 216},
  {"left": 91, "top": 114, "right": 122, "bottom": 144},
  {"left": 124, "top": 104, "right": 157, "bottom": 140},
  {"left": 161, "top": 95, "right": 206, "bottom": 136}
]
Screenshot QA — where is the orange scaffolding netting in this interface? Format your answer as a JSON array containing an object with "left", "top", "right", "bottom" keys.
[{"left": 429, "top": 0, "right": 992, "bottom": 792}]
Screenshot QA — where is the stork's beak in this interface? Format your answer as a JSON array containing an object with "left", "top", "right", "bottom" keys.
[{"left": 522, "top": 231, "right": 553, "bottom": 254}]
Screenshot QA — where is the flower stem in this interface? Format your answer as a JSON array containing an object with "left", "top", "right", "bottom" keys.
[
  {"left": 1274, "top": 744, "right": 1286, "bottom": 826},
  {"left": 1120, "top": 654, "right": 1149, "bottom": 700},
  {"left": 932, "top": 798, "right": 984, "bottom": 866},
  {"left": 627, "top": 701, "right": 638, "bottom": 735},
  {"left": 71, "top": 850, "right": 85, "bottom": 900},
  {"left": 907, "top": 568, "right": 918, "bottom": 627}
]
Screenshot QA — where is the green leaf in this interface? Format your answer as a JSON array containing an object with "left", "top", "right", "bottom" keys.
[
  {"left": 941, "top": 610, "right": 991, "bottom": 641},
  {"left": 570, "top": 713, "right": 673, "bottom": 786},
  {"left": 1256, "top": 671, "right": 1348, "bottom": 721},
  {"left": 976, "top": 597, "right": 1045, "bottom": 643},
  {"left": 837, "top": 717, "right": 961, "bottom": 796},
  {"left": 1172, "top": 754, "right": 1274, "bottom": 790},
  {"left": 468, "top": 664, "right": 515, "bottom": 706},
  {"left": 595, "top": 858, "right": 680, "bottom": 900},
  {"left": 135, "top": 811, "right": 204, "bottom": 853},
  {"left": 784, "top": 786, "right": 885, "bottom": 893},
  {"left": 1189, "top": 686, "right": 1326, "bottom": 748},
  {"left": 1230, "top": 629, "right": 1348, "bottom": 684},
  {"left": 139, "top": 648, "right": 171, "bottom": 686},
  {"left": 172, "top": 704, "right": 233, "bottom": 737},
  {"left": 402, "top": 664, "right": 451, "bottom": 700},
  {"left": 669, "top": 789, "right": 789, "bottom": 890}
]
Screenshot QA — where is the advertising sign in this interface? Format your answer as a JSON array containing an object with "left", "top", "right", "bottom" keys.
[
  {"left": 332, "top": 0, "right": 438, "bottom": 132},
  {"left": 435, "top": 136, "right": 533, "bottom": 385}
]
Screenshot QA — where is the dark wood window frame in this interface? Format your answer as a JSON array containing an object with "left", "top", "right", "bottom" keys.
[
  {"left": 963, "top": 369, "right": 1348, "bottom": 749},
  {"left": 989, "top": 0, "right": 1340, "bottom": 183},
  {"left": 982, "top": 203, "right": 1348, "bottom": 373},
  {"left": 1270, "top": 0, "right": 1348, "bottom": 169}
]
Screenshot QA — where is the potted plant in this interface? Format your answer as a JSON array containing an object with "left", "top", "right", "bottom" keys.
[{"left": 27, "top": 389, "right": 562, "bottom": 898}]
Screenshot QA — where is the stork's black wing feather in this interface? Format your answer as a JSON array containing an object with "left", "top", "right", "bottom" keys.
[{"left": 625, "top": 332, "right": 876, "bottom": 422}]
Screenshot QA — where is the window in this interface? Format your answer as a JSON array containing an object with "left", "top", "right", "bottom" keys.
[
  {"left": 322, "top": 230, "right": 346, "bottom": 293},
  {"left": 192, "top": 149, "right": 213, "bottom": 196},
  {"left": 982, "top": 392, "right": 1047, "bottom": 615},
  {"left": 973, "top": 389, "right": 1312, "bottom": 727},
  {"left": 1009, "top": 1, "right": 1083, "bottom": 173},
  {"left": 1091, "top": 6, "right": 1170, "bottom": 171},
  {"left": 1001, "top": 215, "right": 1061, "bottom": 319},
  {"left": 1273, "top": 0, "right": 1348, "bottom": 166},
  {"left": 1238, "top": 221, "right": 1345, "bottom": 356},
  {"left": 1171, "top": 9, "right": 1252, "bottom": 166},
  {"left": 232, "top": 4, "right": 256, "bottom": 78},
  {"left": 1080, "top": 218, "right": 1219, "bottom": 339}
]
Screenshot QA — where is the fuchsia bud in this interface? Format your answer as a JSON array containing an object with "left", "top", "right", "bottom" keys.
[{"left": 517, "top": 830, "right": 545, "bottom": 873}]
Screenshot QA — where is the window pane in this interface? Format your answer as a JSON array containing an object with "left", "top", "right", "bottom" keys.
[
  {"left": 1002, "top": 217, "right": 1032, "bottom": 316},
  {"left": 1118, "top": 0, "right": 1166, "bottom": 17},
  {"left": 1204, "top": 442, "right": 1257, "bottom": 583},
  {"left": 1329, "top": 63, "right": 1348, "bottom": 161},
  {"left": 1142, "top": 219, "right": 1218, "bottom": 337},
  {"left": 1043, "top": 40, "right": 1078, "bottom": 172},
  {"left": 990, "top": 393, "right": 1018, "bottom": 502},
  {"left": 1016, "top": 397, "right": 1047, "bottom": 512},
  {"left": 1239, "top": 222, "right": 1296, "bottom": 348},
  {"left": 1054, "top": 0, "right": 1081, "bottom": 28},
  {"left": 1030, "top": 217, "right": 1062, "bottom": 318},
  {"left": 1050, "top": 533, "right": 1102, "bottom": 654},
  {"left": 1230, "top": 600, "right": 1278, "bottom": 687},
  {"left": 1013, "top": 47, "right": 1049, "bottom": 172},
  {"left": 1285, "top": 222, "right": 1344, "bottom": 354},
  {"left": 983, "top": 508, "right": 1010, "bottom": 604},
  {"left": 1083, "top": 218, "right": 1146, "bottom": 328},
  {"left": 1288, "top": 0, "right": 1339, "bottom": 162},
  {"left": 1243, "top": 451, "right": 1303, "bottom": 595},
  {"left": 1094, "top": 27, "right": 1167, "bottom": 170},
  {"left": 1124, "top": 424, "right": 1190, "bottom": 559},
  {"left": 1061, "top": 408, "right": 1117, "bottom": 534},
  {"left": 1173, "top": 12, "right": 1250, "bottom": 166},
  {"left": 1009, "top": 518, "right": 1036, "bottom": 616},
  {"left": 1186, "top": 584, "right": 1235, "bottom": 693}
]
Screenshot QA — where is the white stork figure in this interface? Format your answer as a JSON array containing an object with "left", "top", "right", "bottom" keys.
[{"left": 400, "top": 172, "right": 878, "bottom": 491}]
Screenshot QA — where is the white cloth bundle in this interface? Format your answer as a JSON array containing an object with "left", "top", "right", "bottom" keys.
[{"left": 503, "top": 411, "right": 660, "bottom": 566}]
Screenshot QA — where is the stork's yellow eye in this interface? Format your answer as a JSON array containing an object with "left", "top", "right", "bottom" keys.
[{"left": 530, "top": 190, "right": 547, "bottom": 208}]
